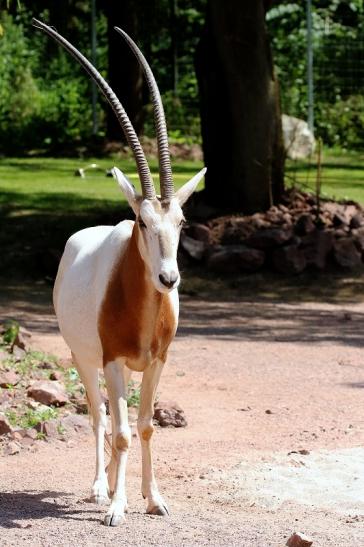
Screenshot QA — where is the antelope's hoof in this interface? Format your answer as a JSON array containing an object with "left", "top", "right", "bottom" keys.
[
  {"left": 103, "top": 513, "right": 125, "bottom": 527},
  {"left": 147, "top": 504, "right": 170, "bottom": 516},
  {"left": 90, "top": 494, "right": 109, "bottom": 506}
]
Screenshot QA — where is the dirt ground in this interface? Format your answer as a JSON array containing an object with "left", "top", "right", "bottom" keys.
[{"left": 1, "top": 278, "right": 364, "bottom": 546}]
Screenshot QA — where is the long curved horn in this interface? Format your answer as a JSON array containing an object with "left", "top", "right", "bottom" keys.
[
  {"left": 114, "top": 27, "right": 173, "bottom": 202},
  {"left": 32, "top": 18, "right": 156, "bottom": 200}
]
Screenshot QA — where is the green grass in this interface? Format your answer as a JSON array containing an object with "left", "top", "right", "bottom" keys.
[
  {"left": 286, "top": 149, "right": 364, "bottom": 204},
  {"left": 0, "top": 156, "right": 203, "bottom": 214}
]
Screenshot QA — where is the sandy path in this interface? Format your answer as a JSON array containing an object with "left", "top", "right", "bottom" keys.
[{"left": 1, "top": 282, "right": 364, "bottom": 545}]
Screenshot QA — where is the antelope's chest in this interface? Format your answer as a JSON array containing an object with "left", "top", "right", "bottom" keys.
[{"left": 98, "top": 288, "right": 177, "bottom": 371}]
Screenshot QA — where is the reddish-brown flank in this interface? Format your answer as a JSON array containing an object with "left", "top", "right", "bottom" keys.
[{"left": 98, "top": 223, "right": 177, "bottom": 371}]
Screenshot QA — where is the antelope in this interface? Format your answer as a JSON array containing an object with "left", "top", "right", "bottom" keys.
[{"left": 32, "top": 19, "right": 206, "bottom": 526}]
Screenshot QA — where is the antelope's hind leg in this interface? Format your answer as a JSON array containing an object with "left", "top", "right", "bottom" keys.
[
  {"left": 138, "top": 359, "right": 169, "bottom": 516},
  {"left": 74, "top": 358, "right": 109, "bottom": 505}
]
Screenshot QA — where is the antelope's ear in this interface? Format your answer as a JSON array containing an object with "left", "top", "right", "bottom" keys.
[
  {"left": 175, "top": 167, "right": 207, "bottom": 207},
  {"left": 112, "top": 167, "right": 141, "bottom": 214}
]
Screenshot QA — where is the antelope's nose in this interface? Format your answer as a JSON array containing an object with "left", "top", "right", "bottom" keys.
[{"left": 159, "top": 273, "right": 178, "bottom": 289}]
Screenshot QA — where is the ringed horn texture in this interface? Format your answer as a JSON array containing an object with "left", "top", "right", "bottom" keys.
[
  {"left": 114, "top": 27, "right": 174, "bottom": 202},
  {"left": 31, "top": 18, "right": 156, "bottom": 200}
]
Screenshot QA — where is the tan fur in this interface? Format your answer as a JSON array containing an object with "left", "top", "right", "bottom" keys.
[{"left": 98, "top": 223, "right": 176, "bottom": 372}]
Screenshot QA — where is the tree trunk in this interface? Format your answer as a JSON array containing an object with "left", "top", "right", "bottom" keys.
[
  {"left": 104, "top": 0, "right": 145, "bottom": 141},
  {"left": 196, "top": 0, "right": 285, "bottom": 213}
]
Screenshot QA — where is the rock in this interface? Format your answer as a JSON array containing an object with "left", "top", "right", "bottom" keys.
[
  {"left": 180, "top": 233, "right": 205, "bottom": 261},
  {"left": 36, "top": 420, "right": 58, "bottom": 438},
  {"left": 12, "top": 346, "right": 26, "bottom": 362},
  {"left": 0, "top": 414, "right": 13, "bottom": 435},
  {"left": 20, "top": 436, "right": 35, "bottom": 448},
  {"left": 0, "top": 348, "right": 9, "bottom": 363},
  {"left": 27, "top": 380, "right": 69, "bottom": 406},
  {"left": 286, "top": 532, "right": 313, "bottom": 546},
  {"left": 352, "top": 227, "right": 364, "bottom": 252},
  {"left": 295, "top": 214, "right": 315, "bottom": 236},
  {"left": 282, "top": 114, "right": 315, "bottom": 159},
  {"left": 12, "top": 327, "right": 31, "bottom": 351},
  {"left": 301, "top": 230, "right": 334, "bottom": 269},
  {"left": 0, "top": 370, "right": 19, "bottom": 388},
  {"left": 208, "top": 245, "right": 265, "bottom": 273},
  {"left": 350, "top": 212, "right": 364, "bottom": 229},
  {"left": 273, "top": 244, "right": 307, "bottom": 274},
  {"left": 60, "top": 414, "right": 91, "bottom": 435},
  {"left": 333, "top": 238, "right": 362, "bottom": 268},
  {"left": 23, "top": 428, "right": 38, "bottom": 440},
  {"left": 246, "top": 227, "right": 293, "bottom": 250},
  {"left": 49, "top": 370, "right": 62, "bottom": 381},
  {"left": 186, "top": 223, "right": 211, "bottom": 243},
  {"left": 4, "top": 441, "right": 21, "bottom": 455},
  {"left": 154, "top": 401, "right": 187, "bottom": 428}
]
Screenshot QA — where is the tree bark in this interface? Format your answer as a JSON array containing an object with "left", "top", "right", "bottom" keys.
[
  {"left": 104, "top": 0, "right": 145, "bottom": 141},
  {"left": 196, "top": 0, "right": 285, "bottom": 213}
]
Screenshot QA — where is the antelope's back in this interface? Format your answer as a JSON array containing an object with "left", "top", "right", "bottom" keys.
[{"left": 53, "top": 220, "right": 134, "bottom": 366}]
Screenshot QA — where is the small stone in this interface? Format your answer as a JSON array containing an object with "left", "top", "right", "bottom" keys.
[
  {"left": 295, "top": 213, "right": 315, "bottom": 236},
  {"left": 273, "top": 244, "right": 306, "bottom": 274},
  {"left": 208, "top": 245, "right": 265, "bottom": 273},
  {"left": 246, "top": 227, "right": 293, "bottom": 250},
  {"left": 286, "top": 532, "right": 313, "bottom": 547},
  {"left": 36, "top": 420, "right": 58, "bottom": 438},
  {"left": 49, "top": 370, "right": 62, "bottom": 381},
  {"left": 154, "top": 401, "right": 187, "bottom": 428},
  {"left": 333, "top": 238, "right": 362, "bottom": 269},
  {"left": 180, "top": 233, "right": 205, "bottom": 261},
  {"left": 186, "top": 223, "right": 211, "bottom": 243},
  {"left": 4, "top": 441, "right": 21, "bottom": 455},
  {"left": 265, "top": 409, "right": 273, "bottom": 414},
  {"left": 0, "top": 413, "right": 13, "bottom": 435},
  {"left": 27, "top": 380, "right": 68, "bottom": 406},
  {"left": 0, "top": 370, "right": 19, "bottom": 388},
  {"left": 12, "top": 346, "right": 26, "bottom": 362}
]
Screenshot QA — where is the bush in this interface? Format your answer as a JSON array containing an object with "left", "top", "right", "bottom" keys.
[{"left": 316, "top": 95, "right": 364, "bottom": 149}]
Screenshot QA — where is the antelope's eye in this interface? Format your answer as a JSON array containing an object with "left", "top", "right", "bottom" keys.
[{"left": 138, "top": 219, "right": 147, "bottom": 229}]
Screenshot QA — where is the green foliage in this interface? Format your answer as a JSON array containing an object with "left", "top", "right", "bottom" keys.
[
  {"left": 268, "top": 1, "right": 364, "bottom": 150},
  {"left": 2, "top": 319, "right": 19, "bottom": 346},
  {"left": 127, "top": 380, "right": 141, "bottom": 408},
  {"left": 5, "top": 405, "right": 59, "bottom": 429}
]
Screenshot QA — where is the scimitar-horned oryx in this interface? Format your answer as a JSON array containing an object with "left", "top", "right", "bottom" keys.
[{"left": 32, "top": 19, "right": 206, "bottom": 526}]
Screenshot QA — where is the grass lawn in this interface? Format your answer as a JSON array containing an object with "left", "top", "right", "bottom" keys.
[
  {"left": 286, "top": 148, "right": 364, "bottom": 204},
  {"left": 0, "top": 156, "right": 202, "bottom": 214}
]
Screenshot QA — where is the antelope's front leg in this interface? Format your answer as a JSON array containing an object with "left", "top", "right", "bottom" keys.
[
  {"left": 138, "top": 359, "right": 169, "bottom": 516},
  {"left": 103, "top": 360, "right": 130, "bottom": 526}
]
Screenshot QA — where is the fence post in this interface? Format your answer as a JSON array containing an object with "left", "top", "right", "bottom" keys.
[
  {"left": 91, "top": 0, "right": 98, "bottom": 135},
  {"left": 306, "top": 0, "right": 314, "bottom": 134}
]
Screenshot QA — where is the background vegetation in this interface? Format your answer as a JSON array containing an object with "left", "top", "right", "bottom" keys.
[{"left": 0, "top": 0, "right": 363, "bottom": 154}]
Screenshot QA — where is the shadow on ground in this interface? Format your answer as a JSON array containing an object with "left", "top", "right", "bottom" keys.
[{"left": 0, "top": 491, "right": 98, "bottom": 528}]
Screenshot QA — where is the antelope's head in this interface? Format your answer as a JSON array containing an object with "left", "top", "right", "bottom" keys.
[{"left": 33, "top": 20, "right": 206, "bottom": 294}]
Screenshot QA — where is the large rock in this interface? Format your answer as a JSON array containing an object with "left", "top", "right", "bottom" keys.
[
  {"left": 282, "top": 114, "right": 315, "bottom": 159},
  {"left": 186, "top": 223, "right": 211, "bottom": 244},
  {"left": 154, "top": 401, "right": 187, "bottom": 428},
  {"left": 246, "top": 228, "right": 293, "bottom": 250},
  {"left": 301, "top": 230, "right": 334, "bottom": 269},
  {"left": 27, "top": 380, "right": 68, "bottom": 406},
  {"left": 333, "top": 238, "right": 362, "bottom": 268},
  {"left": 208, "top": 245, "right": 265, "bottom": 273},
  {"left": 273, "top": 244, "right": 306, "bottom": 274},
  {"left": 180, "top": 233, "right": 205, "bottom": 261}
]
